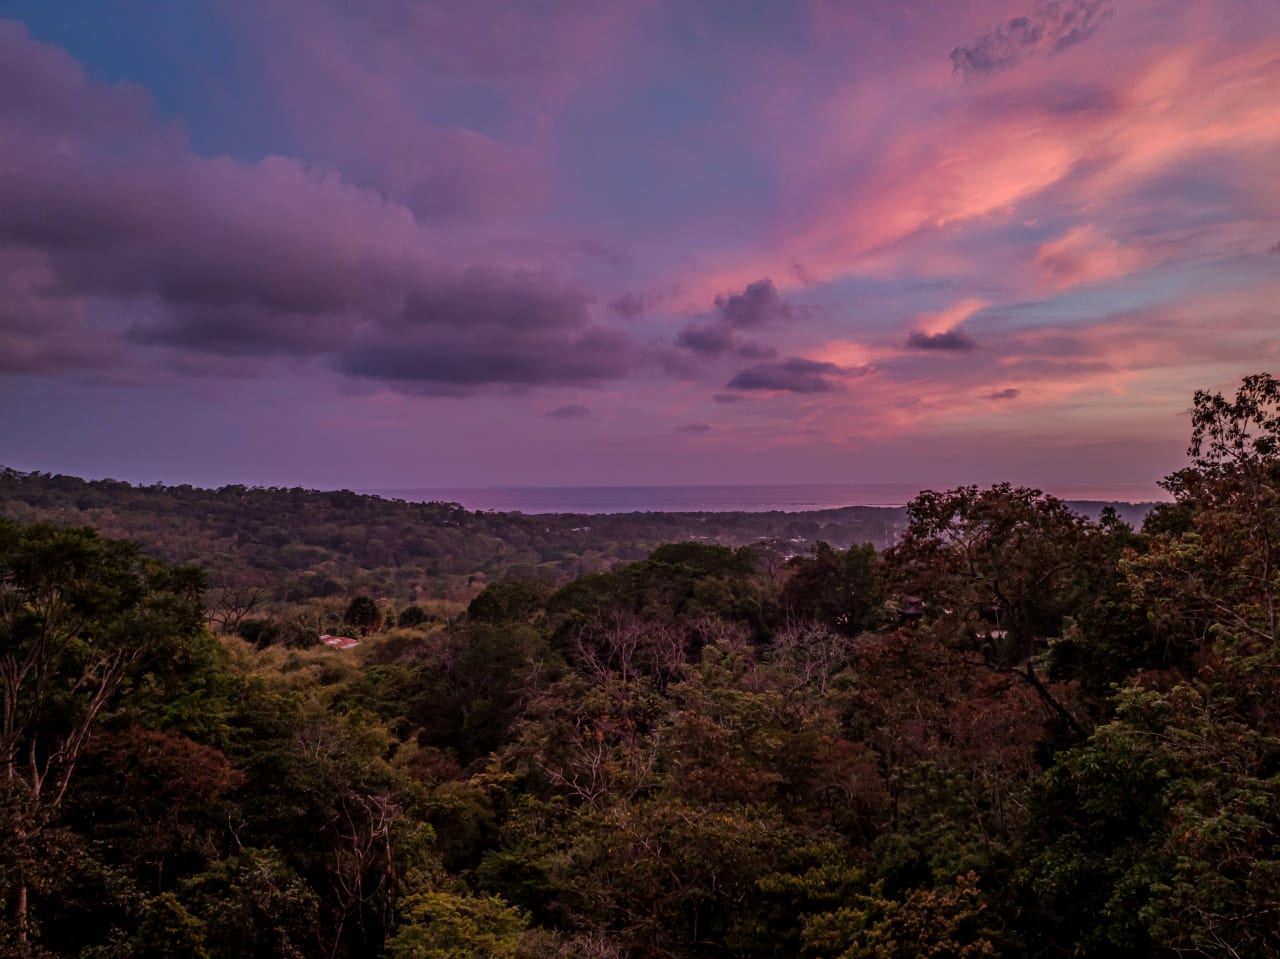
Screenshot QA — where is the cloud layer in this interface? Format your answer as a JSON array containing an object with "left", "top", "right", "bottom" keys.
[
  {"left": 2, "top": 0, "right": 1280, "bottom": 488},
  {"left": 0, "top": 20, "right": 641, "bottom": 393}
]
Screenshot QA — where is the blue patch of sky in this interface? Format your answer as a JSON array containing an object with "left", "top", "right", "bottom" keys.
[
  {"left": 549, "top": 106, "right": 773, "bottom": 242},
  {"left": 6, "top": 0, "right": 297, "bottom": 162},
  {"left": 994, "top": 253, "right": 1264, "bottom": 331},
  {"left": 799, "top": 275, "right": 974, "bottom": 338},
  {"left": 540, "top": 8, "right": 779, "bottom": 238}
]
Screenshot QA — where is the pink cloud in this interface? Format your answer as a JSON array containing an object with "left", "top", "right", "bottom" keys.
[
  {"left": 1033, "top": 225, "right": 1152, "bottom": 290},
  {"left": 672, "top": 2, "right": 1280, "bottom": 305}
]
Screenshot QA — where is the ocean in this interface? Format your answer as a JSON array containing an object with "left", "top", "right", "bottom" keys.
[{"left": 366, "top": 483, "right": 1170, "bottom": 515}]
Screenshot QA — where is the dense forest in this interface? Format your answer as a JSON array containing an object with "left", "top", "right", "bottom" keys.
[{"left": 3, "top": 374, "right": 1279, "bottom": 958}]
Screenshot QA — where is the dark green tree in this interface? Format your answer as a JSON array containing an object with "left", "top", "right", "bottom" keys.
[
  {"left": 0, "top": 521, "right": 203, "bottom": 947},
  {"left": 885, "top": 485, "right": 1090, "bottom": 737},
  {"left": 396, "top": 605, "right": 428, "bottom": 628},
  {"left": 467, "top": 580, "right": 552, "bottom": 625},
  {"left": 781, "top": 542, "right": 883, "bottom": 636},
  {"left": 342, "top": 595, "right": 382, "bottom": 637}
]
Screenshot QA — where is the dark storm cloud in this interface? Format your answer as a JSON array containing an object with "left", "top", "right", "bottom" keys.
[
  {"left": 547, "top": 403, "right": 592, "bottom": 419},
  {"left": 951, "top": 0, "right": 1113, "bottom": 75},
  {"left": 905, "top": 328, "right": 978, "bottom": 351},
  {"left": 726, "top": 357, "right": 849, "bottom": 394},
  {"left": 0, "top": 22, "right": 641, "bottom": 394},
  {"left": 676, "top": 422, "right": 712, "bottom": 432},
  {"left": 989, "top": 387, "right": 1021, "bottom": 400}
]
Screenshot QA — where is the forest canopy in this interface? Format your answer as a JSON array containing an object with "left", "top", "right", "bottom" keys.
[{"left": 1, "top": 374, "right": 1278, "bottom": 958}]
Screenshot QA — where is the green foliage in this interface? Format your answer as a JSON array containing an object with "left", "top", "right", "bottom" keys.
[
  {"left": 132, "top": 893, "right": 210, "bottom": 959},
  {"left": 7, "top": 377, "right": 1280, "bottom": 959},
  {"left": 396, "top": 605, "right": 428, "bottom": 628},
  {"left": 0, "top": 468, "right": 911, "bottom": 610},
  {"left": 0, "top": 521, "right": 206, "bottom": 947},
  {"left": 800, "top": 873, "right": 995, "bottom": 959},
  {"left": 344, "top": 594, "right": 383, "bottom": 635},
  {"left": 180, "top": 849, "right": 318, "bottom": 959},
  {"left": 468, "top": 580, "right": 552, "bottom": 625},
  {"left": 781, "top": 542, "right": 884, "bottom": 636},
  {"left": 388, "top": 890, "right": 528, "bottom": 959}
]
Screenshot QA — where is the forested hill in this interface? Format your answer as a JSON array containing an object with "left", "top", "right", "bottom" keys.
[
  {"left": 3, "top": 376, "right": 1280, "bottom": 958},
  {"left": 0, "top": 468, "right": 1154, "bottom": 602}
]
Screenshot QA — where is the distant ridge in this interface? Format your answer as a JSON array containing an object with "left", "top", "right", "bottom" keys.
[{"left": 367, "top": 482, "right": 1169, "bottom": 516}]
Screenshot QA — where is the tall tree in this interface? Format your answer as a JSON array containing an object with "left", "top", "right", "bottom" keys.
[
  {"left": 1139, "top": 372, "right": 1280, "bottom": 647},
  {"left": 885, "top": 485, "right": 1089, "bottom": 736},
  {"left": 0, "top": 521, "right": 203, "bottom": 945}
]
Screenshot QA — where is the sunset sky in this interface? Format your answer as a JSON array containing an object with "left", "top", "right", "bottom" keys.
[{"left": 2, "top": 0, "right": 1279, "bottom": 493}]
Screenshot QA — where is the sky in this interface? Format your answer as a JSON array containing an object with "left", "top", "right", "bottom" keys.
[{"left": 1, "top": 0, "right": 1279, "bottom": 494}]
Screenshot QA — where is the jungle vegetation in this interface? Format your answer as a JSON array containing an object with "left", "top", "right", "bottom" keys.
[{"left": 2, "top": 374, "right": 1278, "bottom": 958}]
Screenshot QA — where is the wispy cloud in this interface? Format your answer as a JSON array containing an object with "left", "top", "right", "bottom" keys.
[{"left": 951, "top": 0, "right": 1114, "bottom": 75}]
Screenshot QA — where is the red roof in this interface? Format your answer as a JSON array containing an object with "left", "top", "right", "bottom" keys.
[{"left": 320, "top": 634, "right": 361, "bottom": 649}]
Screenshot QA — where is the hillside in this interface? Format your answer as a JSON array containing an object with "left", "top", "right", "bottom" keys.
[{"left": 0, "top": 468, "right": 1153, "bottom": 605}]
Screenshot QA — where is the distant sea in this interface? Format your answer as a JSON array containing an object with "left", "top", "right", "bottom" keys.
[{"left": 366, "top": 483, "right": 1171, "bottom": 515}]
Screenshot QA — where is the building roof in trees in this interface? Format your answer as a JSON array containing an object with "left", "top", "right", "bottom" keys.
[{"left": 320, "top": 633, "right": 361, "bottom": 649}]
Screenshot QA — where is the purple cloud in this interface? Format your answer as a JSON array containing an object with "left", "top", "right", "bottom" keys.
[
  {"left": 713, "top": 278, "right": 797, "bottom": 329},
  {"left": 676, "top": 323, "right": 736, "bottom": 354},
  {"left": 676, "top": 422, "right": 712, "bottom": 432},
  {"left": 0, "top": 22, "right": 642, "bottom": 394},
  {"left": 736, "top": 340, "right": 778, "bottom": 360},
  {"left": 574, "top": 238, "right": 629, "bottom": 268},
  {"left": 547, "top": 403, "right": 592, "bottom": 419},
  {"left": 339, "top": 318, "right": 637, "bottom": 393},
  {"left": 727, "top": 357, "right": 848, "bottom": 393},
  {"left": 608, "top": 292, "right": 647, "bottom": 318},
  {"left": 951, "top": 0, "right": 1114, "bottom": 75},
  {"left": 989, "top": 387, "right": 1021, "bottom": 400},
  {"left": 675, "top": 278, "right": 808, "bottom": 357},
  {"left": 905, "top": 328, "right": 979, "bottom": 351}
]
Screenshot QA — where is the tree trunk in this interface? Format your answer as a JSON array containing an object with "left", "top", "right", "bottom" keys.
[{"left": 15, "top": 883, "right": 27, "bottom": 944}]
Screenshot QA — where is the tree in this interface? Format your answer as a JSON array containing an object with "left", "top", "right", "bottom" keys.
[
  {"left": 397, "top": 605, "right": 428, "bottom": 629},
  {"left": 1139, "top": 372, "right": 1280, "bottom": 647},
  {"left": 797, "top": 872, "right": 995, "bottom": 958},
  {"left": 66, "top": 727, "right": 243, "bottom": 892},
  {"left": 467, "top": 580, "right": 551, "bottom": 626},
  {"left": 781, "top": 542, "right": 883, "bottom": 636},
  {"left": 180, "top": 848, "right": 319, "bottom": 959},
  {"left": 0, "top": 521, "right": 203, "bottom": 945},
  {"left": 343, "top": 595, "right": 383, "bottom": 637},
  {"left": 387, "top": 890, "right": 528, "bottom": 959},
  {"left": 885, "top": 485, "right": 1089, "bottom": 737},
  {"left": 204, "top": 568, "right": 272, "bottom": 635}
]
